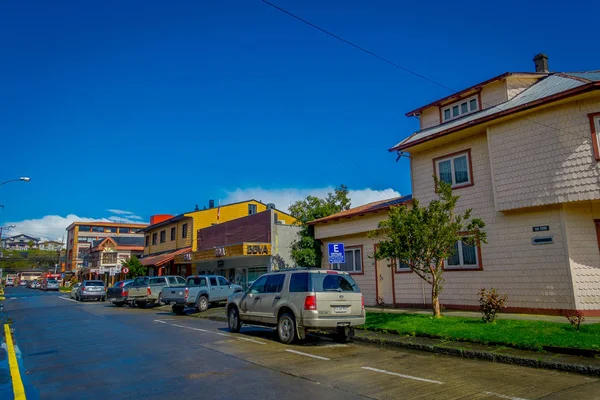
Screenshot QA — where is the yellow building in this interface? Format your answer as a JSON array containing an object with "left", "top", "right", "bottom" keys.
[{"left": 140, "top": 200, "right": 296, "bottom": 276}]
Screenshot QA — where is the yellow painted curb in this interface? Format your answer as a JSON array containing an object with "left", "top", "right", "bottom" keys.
[{"left": 4, "top": 324, "right": 26, "bottom": 400}]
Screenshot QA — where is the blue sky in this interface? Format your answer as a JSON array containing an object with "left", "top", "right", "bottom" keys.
[{"left": 1, "top": 0, "right": 599, "bottom": 240}]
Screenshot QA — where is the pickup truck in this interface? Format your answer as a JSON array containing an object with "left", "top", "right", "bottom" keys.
[
  {"left": 161, "top": 275, "right": 243, "bottom": 315},
  {"left": 127, "top": 276, "right": 186, "bottom": 308}
]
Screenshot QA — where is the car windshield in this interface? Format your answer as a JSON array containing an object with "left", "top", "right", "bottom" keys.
[
  {"left": 311, "top": 273, "right": 360, "bottom": 293},
  {"left": 86, "top": 282, "right": 104, "bottom": 286},
  {"left": 48, "top": 280, "right": 57, "bottom": 283}
]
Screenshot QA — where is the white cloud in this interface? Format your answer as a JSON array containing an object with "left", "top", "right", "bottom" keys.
[
  {"left": 2, "top": 214, "right": 110, "bottom": 242},
  {"left": 223, "top": 187, "right": 402, "bottom": 212},
  {"left": 107, "top": 216, "right": 144, "bottom": 224},
  {"left": 106, "top": 209, "right": 135, "bottom": 215}
]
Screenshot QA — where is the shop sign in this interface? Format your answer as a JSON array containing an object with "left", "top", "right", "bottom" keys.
[
  {"left": 246, "top": 244, "right": 269, "bottom": 255},
  {"left": 215, "top": 247, "right": 226, "bottom": 257},
  {"left": 183, "top": 252, "right": 192, "bottom": 261},
  {"left": 532, "top": 225, "right": 549, "bottom": 232}
]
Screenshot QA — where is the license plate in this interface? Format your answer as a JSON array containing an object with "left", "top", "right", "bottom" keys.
[{"left": 334, "top": 306, "right": 348, "bottom": 313}]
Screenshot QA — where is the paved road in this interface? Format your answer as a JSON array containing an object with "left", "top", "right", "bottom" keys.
[{"left": 1, "top": 287, "right": 599, "bottom": 400}]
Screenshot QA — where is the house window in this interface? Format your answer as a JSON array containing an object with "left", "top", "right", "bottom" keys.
[
  {"left": 590, "top": 113, "right": 600, "bottom": 161},
  {"left": 441, "top": 95, "right": 479, "bottom": 122},
  {"left": 171, "top": 227, "right": 176, "bottom": 241},
  {"left": 182, "top": 224, "right": 188, "bottom": 239},
  {"left": 445, "top": 238, "right": 480, "bottom": 269},
  {"left": 92, "top": 226, "right": 104, "bottom": 233},
  {"left": 78, "top": 225, "right": 91, "bottom": 232},
  {"left": 160, "top": 230, "right": 166, "bottom": 243},
  {"left": 434, "top": 150, "right": 472, "bottom": 188},
  {"left": 248, "top": 204, "right": 257, "bottom": 215},
  {"left": 120, "top": 228, "right": 130, "bottom": 234},
  {"left": 396, "top": 259, "right": 411, "bottom": 272},
  {"left": 105, "top": 227, "right": 117, "bottom": 233},
  {"left": 330, "top": 247, "right": 362, "bottom": 273},
  {"left": 152, "top": 233, "right": 157, "bottom": 245},
  {"left": 145, "top": 236, "right": 149, "bottom": 247},
  {"left": 102, "top": 253, "right": 117, "bottom": 264}
]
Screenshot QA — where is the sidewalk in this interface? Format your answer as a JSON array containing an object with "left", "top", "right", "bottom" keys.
[
  {"left": 173, "top": 305, "right": 600, "bottom": 377},
  {"left": 366, "top": 306, "right": 600, "bottom": 324}
]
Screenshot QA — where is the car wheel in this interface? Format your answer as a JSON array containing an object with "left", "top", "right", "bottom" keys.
[
  {"left": 277, "top": 313, "right": 297, "bottom": 344},
  {"left": 156, "top": 293, "right": 163, "bottom": 306},
  {"left": 334, "top": 327, "right": 350, "bottom": 343},
  {"left": 137, "top": 301, "right": 146, "bottom": 309},
  {"left": 172, "top": 305, "right": 185, "bottom": 315},
  {"left": 101, "top": 297, "right": 106, "bottom": 302},
  {"left": 228, "top": 307, "right": 242, "bottom": 333},
  {"left": 197, "top": 296, "right": 209, "bottom": 313}
]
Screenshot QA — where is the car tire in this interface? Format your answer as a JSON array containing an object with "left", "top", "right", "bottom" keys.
[
  {"left": 228, "top": 307, "right": 242, "bottom": 333},
  {"left": 172, "top": 305, "right": 185, "bottom": 315},
  {"left": 197, "top": 296, "right": 209, "bottom": 313},
  {"left": 101, "top": 297, "right": 106, "bottom": 302},
  {"left": 137, "top": 301, "right": 146, "bottom": 309},
  {"left": 277, "top": 313, "right": 297, "bottom": 345},
  {"left": 156, "top": 293, "right": 163, "bottom": 306},
  {"left": 334, "top": 327, "right": 349, "bottom": 343}
]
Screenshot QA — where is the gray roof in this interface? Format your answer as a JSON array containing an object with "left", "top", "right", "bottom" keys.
[
  {"left": 93, "top": 236, "right": 144, "bottom": 248},
  {"left": 393, "top": 72, "right": 599, "bottom": 150}
]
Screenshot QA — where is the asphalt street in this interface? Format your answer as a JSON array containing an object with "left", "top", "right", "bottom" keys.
[{"left": 1, "top": 286, "right": 599, "bottom": 400}]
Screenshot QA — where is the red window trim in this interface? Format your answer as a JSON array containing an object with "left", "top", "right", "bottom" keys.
[
  {"left": 432, "top": 148, "right": 474, "bottom": 190},
  {"left": 588, "top": 112, "right": 600, "bottom": 161},
  {"left": 329, "top": 244, "right": 364, "bottom": 275}
]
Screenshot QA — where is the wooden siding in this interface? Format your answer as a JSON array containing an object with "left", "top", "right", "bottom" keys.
[
  {"left": 314, "top": 213, "right": 387, "bottom": 240},
  {"left": 420, "top": 107, "right": 440, "bottom": 130},
  {"left": 144, "top": 217, "right": 193, "bottom": 255},
  {"left": 197, "top": 211, "right": 271, "bottom": 251}
]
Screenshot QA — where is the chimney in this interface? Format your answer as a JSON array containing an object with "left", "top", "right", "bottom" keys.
[
  {"left": 533, "top": 53, "right": 549, "bottom": 73},
  {"left": 209, "top": 199, "right": 215, "bottom": 209}
]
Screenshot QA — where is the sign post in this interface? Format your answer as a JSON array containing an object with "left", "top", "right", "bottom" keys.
[{"left": 328, "top": 243, "right": 345, "bottom": 265}]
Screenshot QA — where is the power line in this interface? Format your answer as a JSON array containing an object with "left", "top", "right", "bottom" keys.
[{"left": 260, "top": 1, "right": 577, "bottom": 138}]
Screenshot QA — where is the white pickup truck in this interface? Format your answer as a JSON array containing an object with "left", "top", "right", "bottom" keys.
[
  {"left": 127, "top": 276, "right": 186, "bottom": 308},
  {"left": 161, "top": 275, "right": 243, "bottom": 315}
]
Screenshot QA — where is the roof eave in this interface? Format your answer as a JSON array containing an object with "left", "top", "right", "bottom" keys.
[{"left": 392, "top": 82, "right": 600, "bottom": 152}]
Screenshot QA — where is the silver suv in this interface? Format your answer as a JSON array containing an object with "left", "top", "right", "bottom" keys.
[{"left": 226, "top": 269, "right": 365, "bottom": 344}]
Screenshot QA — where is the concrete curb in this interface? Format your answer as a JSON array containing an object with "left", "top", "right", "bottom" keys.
[{"left": 352, "top": 332, "right": 600, "bottom": 377}]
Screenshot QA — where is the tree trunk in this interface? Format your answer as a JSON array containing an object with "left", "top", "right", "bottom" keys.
[{"left": 431, "top": 276, "right": 441, "bottom": 318}]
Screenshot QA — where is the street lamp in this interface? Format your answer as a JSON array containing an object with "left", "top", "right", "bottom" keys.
[{"left": 0, "top": 177, "right": 31, "bottom": 186}]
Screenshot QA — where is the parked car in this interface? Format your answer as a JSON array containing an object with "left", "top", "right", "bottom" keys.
[
  {"left": 127, "top": 276, "right": 186, "bottom": 308},
  {"left": 26, "top": 280, "right": 33, "bottom": 288},
  {"left": 107, "top": 280, "right": 133, "bottom": 307},
  {"left": 43, "top": 279, "right": 60, "bottom": 291},
  {"left": 226, "top": 269, "right": 365, "bottom": 344},
  {"left": 33, "top": 280, "right": 41, "bottom": 289},
  {"left": 161, "top": 275, "right": 243, "bottom": 315},
  {"left": 70, "top": 282, "right": 82, "bottom": 299},
  {"left": 74, "top": 280, "right": 106, "bottom": 302},
  {"left": 5, "top": 277, "right": 15, "bottom": 287},
  {"left": 19, "top": 280, "right": 28, "bottom": 287}
]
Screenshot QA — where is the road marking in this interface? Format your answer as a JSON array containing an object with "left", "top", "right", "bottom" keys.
[
  {"left": 169, "top": 323, "right": 266, "bottom": 344},
  {"left": 58, "top": 296, "right": 78, "bottom": 303},
  {"left": 285, "top": 349, "right": 331, "bottom": 361},
  {"left": 4, "top": 324, "right": 26, "bottom": 399},
  {"left": 483, "top": 392, "right": 530, "bottom": 400},
  {"left": 154, "top": 320, "right": 168, "bottom": 324},
  {"left": 361, "top": 366, "right": 444, "bottom": 385}
]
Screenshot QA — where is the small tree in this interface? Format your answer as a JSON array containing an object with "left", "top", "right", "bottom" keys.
[
  {"left": 120, "top": 255, "right": 146, "bottom": 278},
  {"left": 289, "top": 185, "right": 351, "bottom": 267},
  {"left": 370, "top": 179, "right": 486, "bottom": 318}
]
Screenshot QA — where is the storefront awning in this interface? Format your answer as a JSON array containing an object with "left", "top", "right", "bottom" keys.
[{"left": 140, "top": 247, "right": 191, "bottom": 267}]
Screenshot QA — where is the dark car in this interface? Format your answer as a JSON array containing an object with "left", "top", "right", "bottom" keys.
[{"left": 107, "top": 280, "right": 133, "bottom": 307}]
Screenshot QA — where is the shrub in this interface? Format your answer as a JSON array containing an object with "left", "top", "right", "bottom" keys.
[
  {"left": 565, "top": 311, "right": 585, "bottom": 331},
  {"left": 478, "top": 288, "right": 508, "bottom": 323}
]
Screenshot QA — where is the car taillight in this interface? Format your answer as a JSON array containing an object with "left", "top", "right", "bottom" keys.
[
  {"left": 122, "top": 288, "right": 128, "bottom": 296},
  {"left": 184, "top": 288, "right": 189, "bottom": 301},
  {"left": 147, "top": 287, "right": 151, "bottom": 296},
  {"left": 361, "top": 295, "right": 365, "bottom": 309},
  {"left": 81, "top": 286, "right": 85, "bottom": 291},
  {"left": 304, "top": 295, "right": 317, "bottom": 310}
]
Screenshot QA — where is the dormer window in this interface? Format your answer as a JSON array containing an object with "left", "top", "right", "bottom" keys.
[{"left": 442, "top": 95, "right": 479, "bottom": 122}]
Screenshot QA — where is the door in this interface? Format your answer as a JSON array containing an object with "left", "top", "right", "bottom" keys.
[
  {"left": 217, "top": 276, "right": 232, "bottom": 299},
  {"left": 376, "top": 258, "right": 394, "bottom": 306},
  {"left": 239, "top": 274, "right": 268, "bottom": 321},
  {"left": 253, "top": 274, "right": 286, "bottom": 324},
  {"left": 208, "top": 277, "right": 220, "bottom": 300}
]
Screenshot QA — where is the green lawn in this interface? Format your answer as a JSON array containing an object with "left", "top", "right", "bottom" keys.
[{"left": 361, "top": 312, "right": 600, "bottom": 351}]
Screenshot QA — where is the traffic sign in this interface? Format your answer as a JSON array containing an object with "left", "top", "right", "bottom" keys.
[
  {"left": 122, "top": 267, "right": 130, "bottom": 274},
  {"left": 60, "top": 273, "right": 65, "bottom": 279},
  {"left": 328, "top": 243, "right": 345, "bottom": 264}
]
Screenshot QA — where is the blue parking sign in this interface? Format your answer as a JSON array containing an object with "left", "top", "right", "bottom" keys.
[{"left": 328, "top": 243, "right": 345, "bottom": 264}]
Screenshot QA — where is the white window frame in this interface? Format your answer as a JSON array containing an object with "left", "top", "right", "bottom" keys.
[
  {"left": 330, "top": 247, "right": 362, "bottom": 273},
  {"left": 594, "top": 116, "right": 600, "bottom": 156},
  {"left": 445, "top": 237, "right": 480, "bottom": 269},
  {"left": 435, "top": 151, "right": 472, "bottom": 188},
  {"left": 441, "top": 95, "right": 479, "bottom": 122},
  {"left": 395, "top": 258, "right": 411, "bottom": 272}
]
